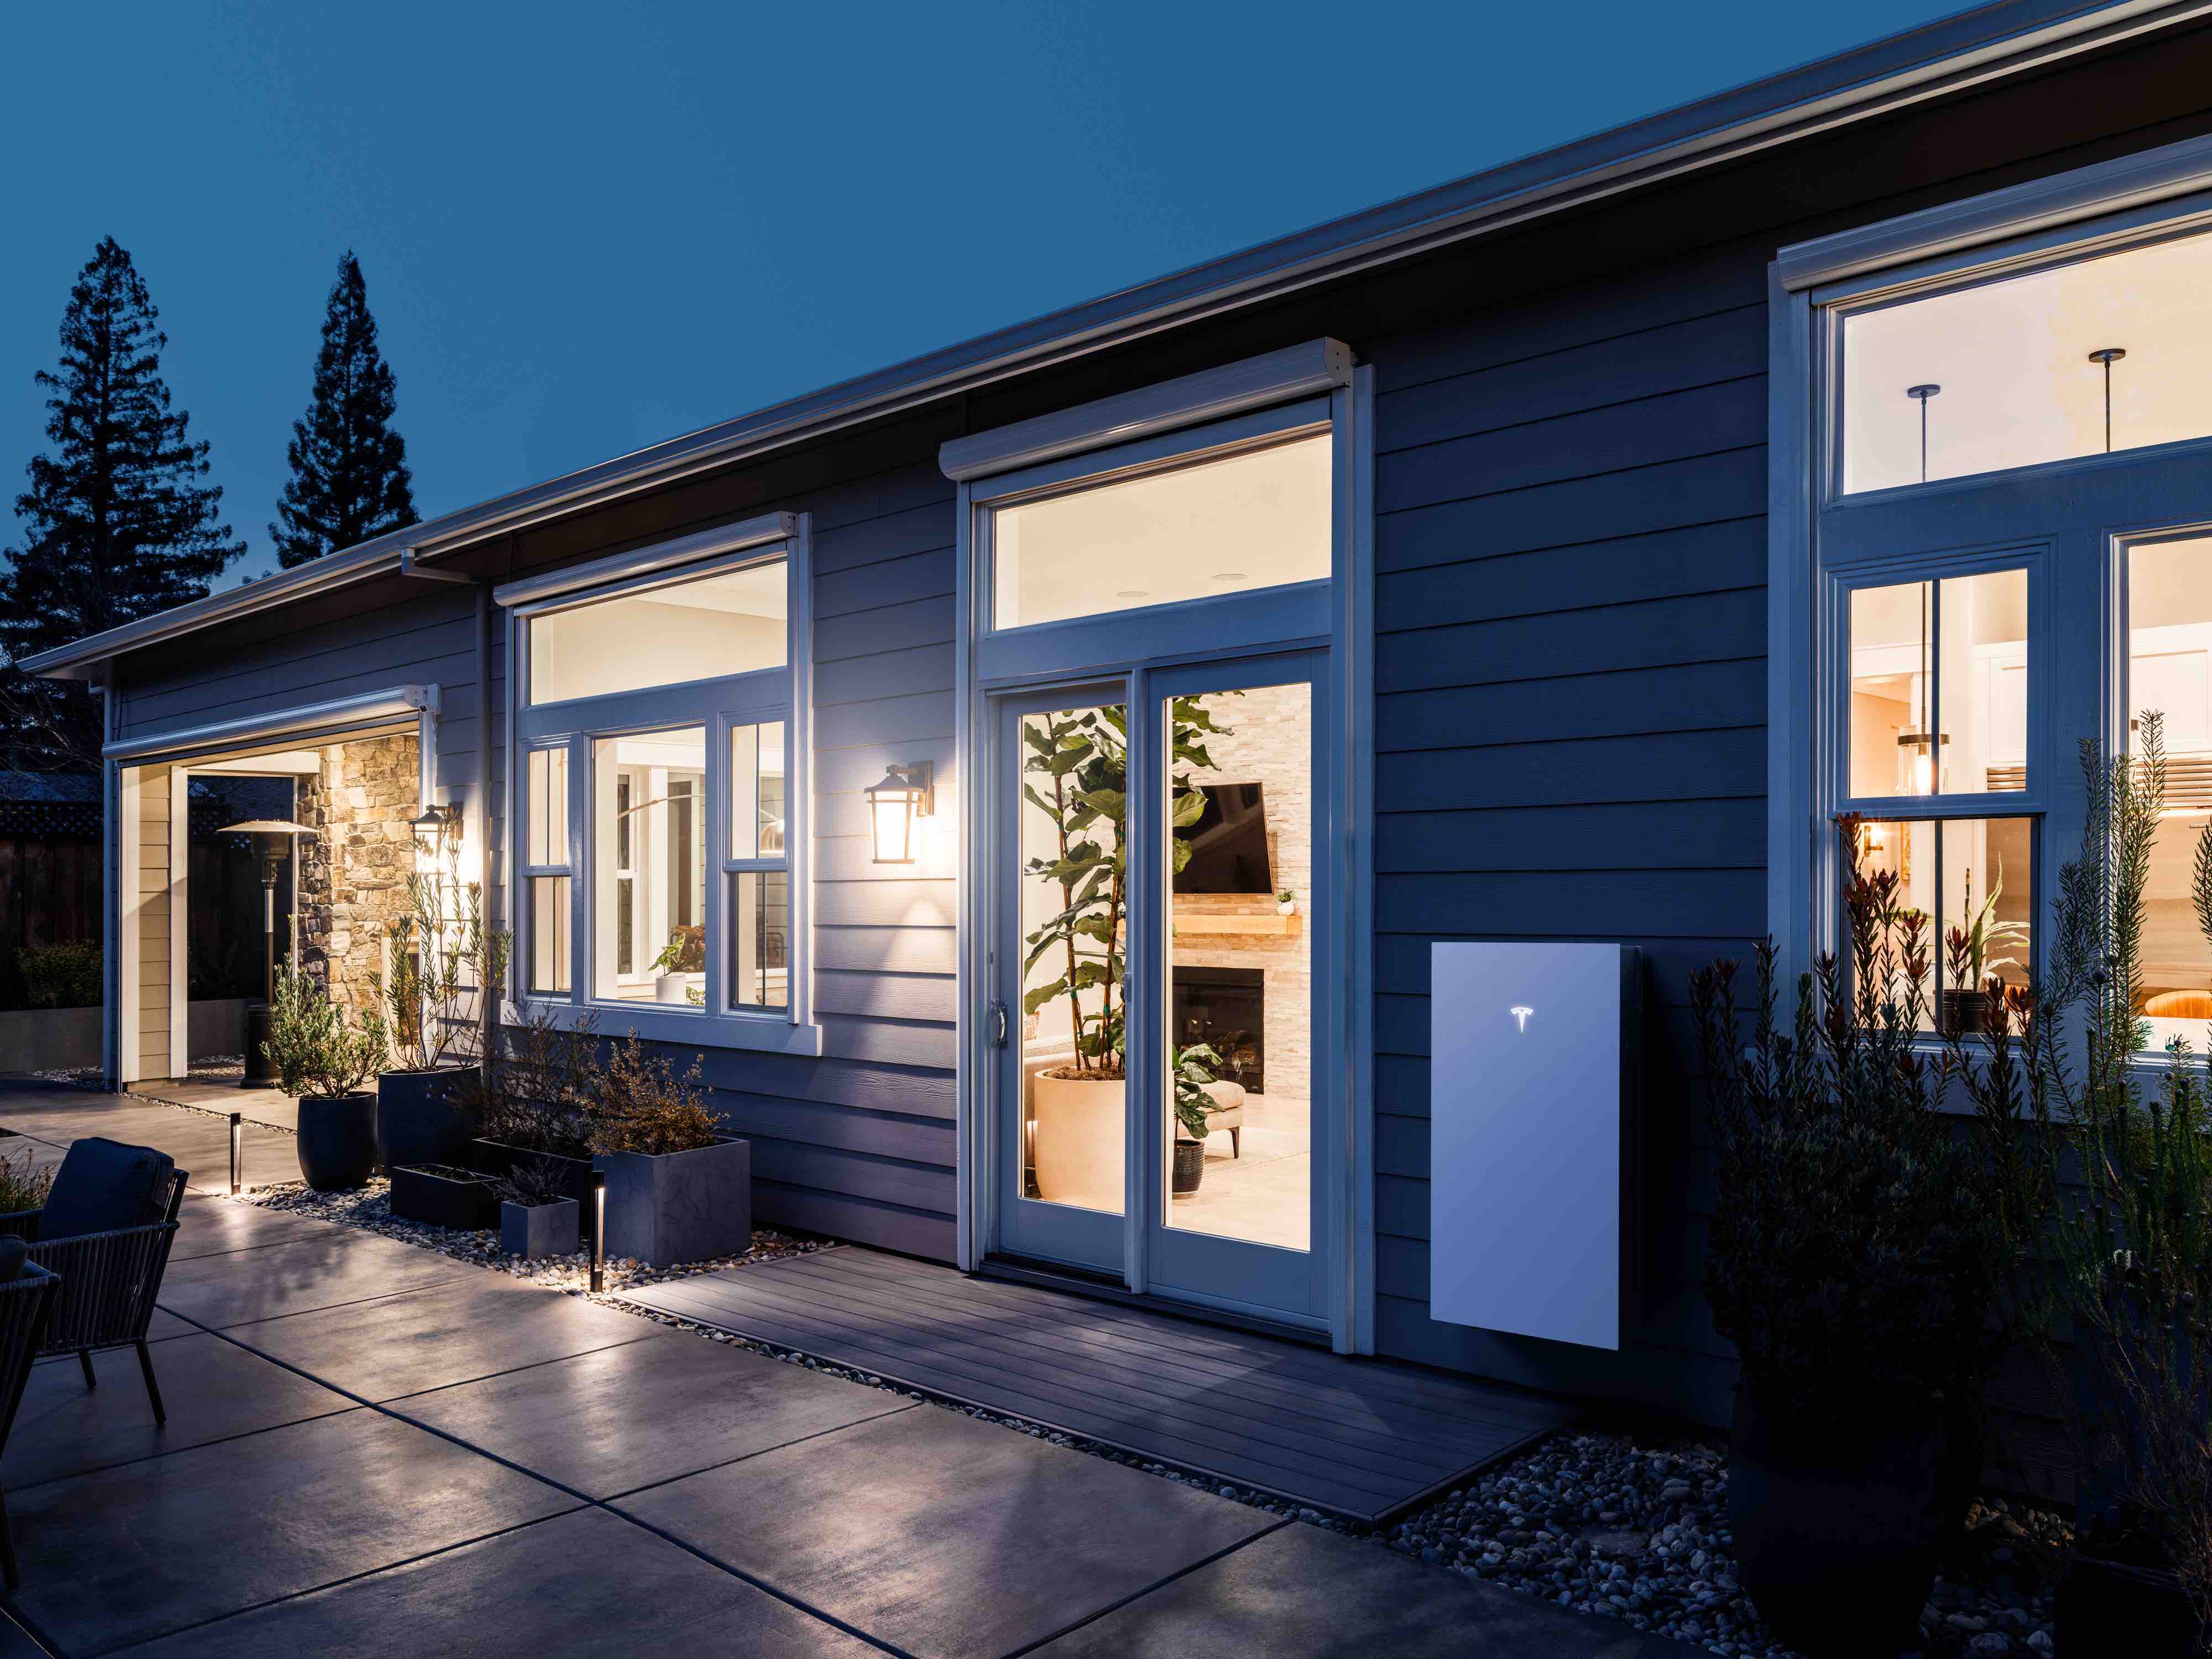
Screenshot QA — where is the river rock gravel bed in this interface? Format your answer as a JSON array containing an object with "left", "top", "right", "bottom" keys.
[
  {"left": 235, "top": 1176, "right": 826, "bottom": 1293},
  {"left": 1383, "top": 1430, "right": 2068, "bottom": 1657}
]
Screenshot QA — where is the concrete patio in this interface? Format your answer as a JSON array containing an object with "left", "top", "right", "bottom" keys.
[{"left": 0, "top": 1083, "right": 1700, "bottom": 1658}]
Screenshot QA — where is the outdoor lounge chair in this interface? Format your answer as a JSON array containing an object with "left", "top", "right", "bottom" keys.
[
  {"left": 0, "top": 1138, "right": 187, "bottom": 1425},
  {"left": 0, "top": 1259, "right": 59, "bottom": 1590}
]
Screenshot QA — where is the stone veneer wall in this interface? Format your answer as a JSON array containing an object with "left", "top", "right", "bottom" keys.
[
  {"left": 1173, "top": 684, "right": 1312, "bottom": 1101},
  {"left": 297, "top": 733, "right": 419, "bottom": 1016}
]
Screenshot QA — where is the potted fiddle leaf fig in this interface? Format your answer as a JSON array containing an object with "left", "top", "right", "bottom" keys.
[
  {"left": 1170, "top": 1044, "right": 1224, "bottom": 1196},
  {"left": 373, "top": 828, "right": 510, "bottom": 1173},
  {"left": 1022, "top": 698, "right": 1228, "bottom": 1207},
  {"left": 265, "top": 965, "right": 388, "bottom": 1190}
]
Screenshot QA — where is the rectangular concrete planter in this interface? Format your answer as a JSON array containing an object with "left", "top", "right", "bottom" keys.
[
  {"left": 0, "top": 1005, "right": 100, "bottom": 1073},
  {"left": 388, "top": 1164, "right": 499, "bottom": 1230},
  {"left": 592, "top": 1136, "right": 750, "bottom": 1267},
  {"left": 500, "top": 1197, "right": 580, "bottom": 1260},
  {"left": 468, "top": 1139, "right": 597, "bottom": 1244}
]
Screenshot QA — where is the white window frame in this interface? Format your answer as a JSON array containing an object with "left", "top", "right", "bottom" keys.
[
  {"left": 502, "top": 512, "right": 819, "bottom": 1055},
  {"left": 1772, "top": 131, "right": 2212, "bottom": 1025}
]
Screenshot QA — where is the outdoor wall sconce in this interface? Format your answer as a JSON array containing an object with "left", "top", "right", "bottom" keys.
[
  {"left": 864, "top": 763, "right": 935, "bottom": 865},
  {"left": 409, "top": 801, "right": 463, "bottom": 857}
]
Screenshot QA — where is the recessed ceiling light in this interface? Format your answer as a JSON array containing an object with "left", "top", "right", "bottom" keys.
[
  {"left": 1211, "top": 571, "right": 1248, "bottom": 582},
  {"left": 1116, "top": 589, "right": 1149, "bottom": 598}
]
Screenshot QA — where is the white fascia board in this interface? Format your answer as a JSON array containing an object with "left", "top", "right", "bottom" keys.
[
  {"left": 491, "top": 512, "right": 796, "bottom": 610},
  {"left": 105, "top": 686, "right": 435, "bottom": 765}
]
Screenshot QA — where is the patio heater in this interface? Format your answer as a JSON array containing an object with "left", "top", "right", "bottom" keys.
[{"left": 217, "top": 818, "right": 318, "bottom": 1088}]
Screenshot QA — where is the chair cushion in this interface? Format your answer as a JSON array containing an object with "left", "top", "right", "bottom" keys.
[{"left": 38, "top": 1138, "right": 176, "bottom": 1241}]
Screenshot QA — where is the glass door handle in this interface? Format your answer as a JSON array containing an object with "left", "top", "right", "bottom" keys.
[{"left": 989, "top": 1001, "right": 1009, "bottom": 1047}]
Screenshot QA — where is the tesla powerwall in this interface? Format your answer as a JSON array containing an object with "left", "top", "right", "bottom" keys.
[{"left": 1428, "top": 942, "right": 1638, "bottom": 1351}]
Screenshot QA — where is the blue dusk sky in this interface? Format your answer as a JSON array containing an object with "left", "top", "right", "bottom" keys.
[{"left": 4, "top": 0, "right": 1961, "bottom": 586}]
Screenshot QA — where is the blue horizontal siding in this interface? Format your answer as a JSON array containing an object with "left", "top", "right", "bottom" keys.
[{"left": 1365, "top": 246, "right": 1770, "bottom": 1408}]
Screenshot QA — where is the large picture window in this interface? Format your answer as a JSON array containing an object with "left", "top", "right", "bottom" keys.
[
  {"left": 507, "top": 517, "right": 812, "bottom": 1051},
  {"left": 1781, "top": 138, "right": 2212, "bottom": 1057}
]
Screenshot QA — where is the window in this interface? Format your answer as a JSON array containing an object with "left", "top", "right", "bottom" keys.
[
  {"left": 509, "top": 518, "right": 812, "bottom": 1051},
  {"left": 2128, "top": 535, "right": 2212, "bottom": 1050},
  {"left": 1841, "top": 225, "right": 2212, "bottom": 493},
  {"left": 989, "top": 431, "right": 1331, "bottom": 629},
  {"left": 1847, "top": 568, "right": 2028, "bottom": 799},
  {"left": 725, "top": 720, "right": 788, "bottom": 1011},
  {"left": 1783, "top": 138, "right": 2212, "bottom": 1060},
  {"left": 529, "top": 560, "right": 787, "bottom": 704},
  {"left": 522, "top": 746, "right": 572, "bottom": 995}
]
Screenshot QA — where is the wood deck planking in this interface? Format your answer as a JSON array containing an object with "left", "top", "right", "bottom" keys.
[{"left": 623, "top": 1247, "right": 1572, "bottom": 1522}]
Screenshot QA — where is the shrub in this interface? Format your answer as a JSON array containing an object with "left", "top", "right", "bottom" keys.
[
  {"left": 17, "top": 941, "right": 100, "bottom": 1009},
  {"left": 0, "top": 1142, "right": 55, "bottom": 1215},
  {"left": 489, "top": 1153, "right": 572, "bottom": 1209},
  {"left": 588, "top": 1033, "right": 719, "bottom": 1156},
  {"left": 479, "top": 1005, "right": 599, "bottom": 1159},
  {"left": 264, "top": 966, "right": 387, "bottom": 1099}
]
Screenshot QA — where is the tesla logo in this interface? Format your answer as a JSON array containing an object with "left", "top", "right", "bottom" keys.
[{"left": 1509, "top": 1005, "right": 1534, "bottom": 1033}]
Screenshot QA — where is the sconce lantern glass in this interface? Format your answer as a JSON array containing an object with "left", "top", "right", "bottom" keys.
[
  {"left": 409, "top": 802, "right": 462, "bottom": 855},
  {"left": 864, "top": 763, "right": 932, "bottom": 865}
]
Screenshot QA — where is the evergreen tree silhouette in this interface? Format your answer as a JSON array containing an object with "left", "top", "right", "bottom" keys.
[
  {"left": 271, "top": 251, "right": 417, "bottom": 567},
  {"left": 0, "top": 237, "right": 244, "bottom": 768}
]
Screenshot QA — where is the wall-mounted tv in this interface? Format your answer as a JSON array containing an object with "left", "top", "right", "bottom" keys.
[{"left": 1173, "top": 782, "right": 1273, "bottom": 894}]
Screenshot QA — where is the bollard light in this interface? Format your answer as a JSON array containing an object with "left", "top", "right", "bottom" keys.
[
  {"left": 589, "top": 1170, "right": 606, "bottom": 1292},
  {"left": 229, "top": 1112, "right": 243, "bottom": 1196}
]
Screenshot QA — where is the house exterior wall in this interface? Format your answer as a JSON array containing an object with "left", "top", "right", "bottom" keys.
[
  {"left": 84, "top": 16, "right": 2212, "bottom": 1452},
  {"left": 296, "top": 733, "right": 420, "bottom": 1016}
]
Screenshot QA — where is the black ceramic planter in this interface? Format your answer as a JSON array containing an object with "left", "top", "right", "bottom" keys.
[
  {"left": 377, "top": 1067, "right": 478, "bottom": 1172},
  {"left": 1171, "top": 1139, "right": 1206, "bottom": 1194},
  {"left": 593, "top": 1136, "right": 750, "bottom": 1266},
  {"left": 501, "top": 1198, "right": 580, "bottom": 1260},
  {"left": 2056, "top": 1555, "right": 2205, "bottom": 1656},
  {"left": 1728, "top": 1387, "right": 1946, "bottom": 1658},
  {"left": 469, "top": 1139, "right": 598, "bottom": 1243},
  {"left": 296, "top": 1092, "right": 379, "bottom": 1190},
  {"left": 388, "top": 1164, "right": 499, "bottom": 1230}
]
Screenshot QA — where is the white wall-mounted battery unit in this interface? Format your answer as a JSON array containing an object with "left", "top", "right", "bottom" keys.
[{"left": 1428, "top": 942, "right": 1639, "bottom": 1351}]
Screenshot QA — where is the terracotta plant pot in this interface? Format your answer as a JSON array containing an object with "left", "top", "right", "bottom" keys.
[
  {"left": 295, "top": 1092, "right": 378, "bottom": 1190},
  {"left": 1029, "top": 1070, "right": 1124, "bottom": 1209},
  {"left": 1728, "top": 1385, "right": 1946, "bottom": 1658}
]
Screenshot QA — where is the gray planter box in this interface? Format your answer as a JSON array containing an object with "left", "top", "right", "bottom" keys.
[
  {"left": 501, "top": 1198, "right": 580, "bottom": 1260},
  {"left": 592, "top": 1137, "right": 750, "bottom": 1267}
]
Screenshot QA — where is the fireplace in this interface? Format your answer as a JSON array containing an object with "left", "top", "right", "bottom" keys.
[{"left": 1174, "top": 967, "right": 1265, "bottom": 1094}]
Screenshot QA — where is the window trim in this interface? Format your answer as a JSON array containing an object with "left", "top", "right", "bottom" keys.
[
  {"left": 945, "top": 339, "right": 1372, "bottom": 1354},
  {"left": 505, "top": 514, "right": 819, "bottom": 1056},
  {"left": 1772, "top": 132, "right": 2212, "bottom": 1039}
]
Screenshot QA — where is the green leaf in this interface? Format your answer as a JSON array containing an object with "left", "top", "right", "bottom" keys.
[{"left": 1022, "top": 980, "right": 1070, "bottom": 1015}]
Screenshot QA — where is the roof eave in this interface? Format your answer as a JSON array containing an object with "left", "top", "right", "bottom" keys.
[{"left": 28, "top": 0, "right": 2204, "bottom": 682}]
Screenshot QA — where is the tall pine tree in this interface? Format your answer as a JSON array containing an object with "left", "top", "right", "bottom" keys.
[
  {"left": 271, "top": 252, "right": 416, "bottom": 567},
  {"left": 0, "top": 237, "right": 244, "bottom": 768}
]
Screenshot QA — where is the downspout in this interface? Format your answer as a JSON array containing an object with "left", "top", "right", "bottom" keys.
[
  {"left": 476, "top": 579, "right": 496, "bottom": 1078},
  {"left": 93, "top": 679, "right": 118, "bottom": 1092}
]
